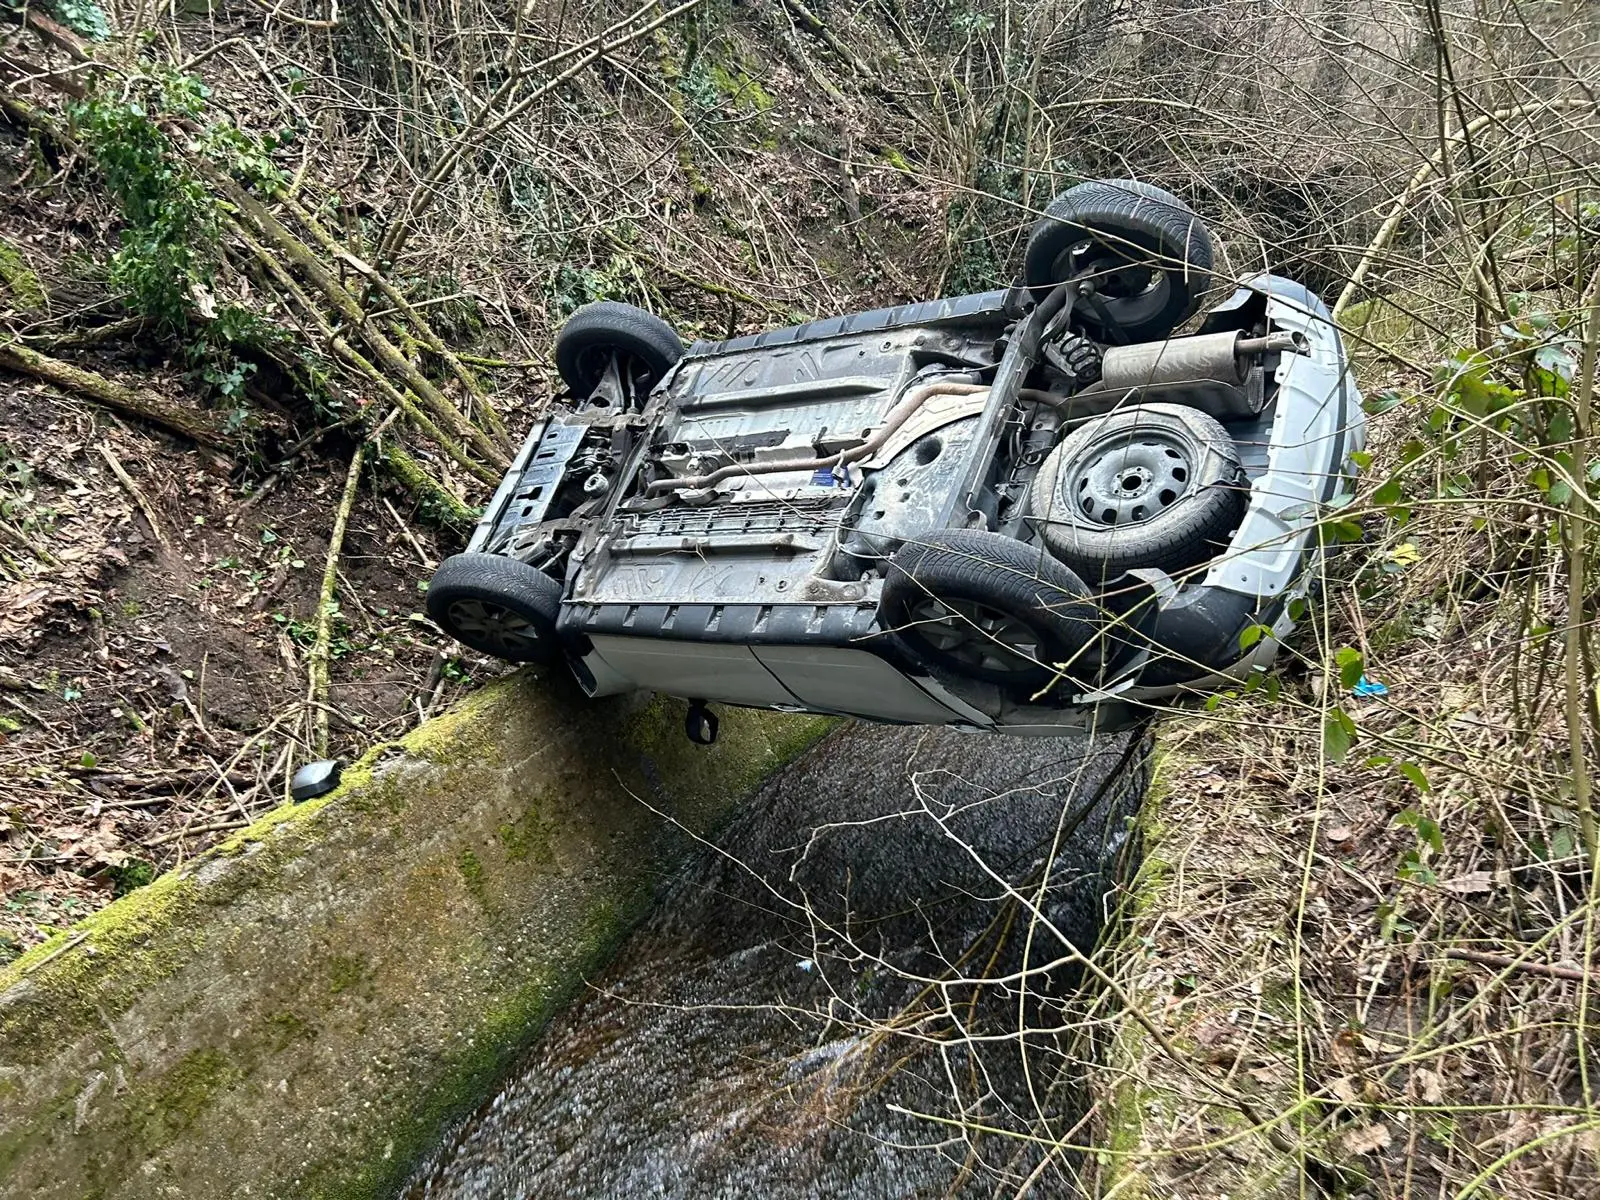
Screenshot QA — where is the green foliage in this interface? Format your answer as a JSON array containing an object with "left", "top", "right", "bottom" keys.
[
  {"left": 186, "top": 305, "right": 289, "bottom": 431},
  {"left": 195, "top": 122, "right": 288, "bottom": 194},
  {"left": 0, "top": 237, "right": 46, "bottom": 311},
  {"left": 678, "top": 59, "right": 721, "bottom": 114},
  {"left": 951, "top": 7, "right": 996, "bottom": 34},
  {"left": 680, "top": 56, "right": 774, "bottom": 125},
  {"left": 1333, "top": 647, "right": 1364, "bottom": 691},
  {"left": 68, "top": 70, "right": 296, "bottom": 427},
  {"left": 107, "top": 859, "right": 157, "bottom": 897},
  {"left": 548, "top": 255, "right": 636, "bottom": 319},
  {"left": 1321, "top": 707, "right": 1356, "bottom": 762},
  {"left": 70, "top": 77, "right": 215, "bottom": 330},
  {"left": 47, "top": 0, "right": 109, "bottom": 39}
]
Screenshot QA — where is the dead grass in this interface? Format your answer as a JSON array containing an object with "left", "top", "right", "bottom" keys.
[{"left": 1085, "top": 272, "right": 1600, "bottom": 1196}]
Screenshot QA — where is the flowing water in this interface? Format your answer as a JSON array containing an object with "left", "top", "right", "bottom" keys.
[{"left": 405, "top": 722, "right": 1146, "bottom": 1200}]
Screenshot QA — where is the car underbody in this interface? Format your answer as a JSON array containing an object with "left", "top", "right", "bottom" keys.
[{"left": 431, "top": 182, "right": 1365, "bottom": 737}]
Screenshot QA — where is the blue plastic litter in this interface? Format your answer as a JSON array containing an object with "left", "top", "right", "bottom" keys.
[{"left": 1353, "top": 675, "right": 1389, "bottom": 698}]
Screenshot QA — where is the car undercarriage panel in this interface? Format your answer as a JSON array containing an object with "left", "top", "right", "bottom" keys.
[{"left": 463, "top": 271, "right": 1364, "bottom": 732}]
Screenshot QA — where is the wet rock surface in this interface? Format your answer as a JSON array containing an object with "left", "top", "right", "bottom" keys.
[{"left": 408, "top": 723, "right": 1145, "bottom": 1199}]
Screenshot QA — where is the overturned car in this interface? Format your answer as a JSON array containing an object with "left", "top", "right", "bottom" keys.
[{"left": 426, "top": 179, "right": 1365, "bottom": 738}]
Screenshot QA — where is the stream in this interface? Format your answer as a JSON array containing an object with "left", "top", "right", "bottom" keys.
[{"left": 404, "top": 722, "right": 1147, "bottom": 1199}]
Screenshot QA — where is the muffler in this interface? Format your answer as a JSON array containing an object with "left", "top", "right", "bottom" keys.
[{"left": 1097, "top": 330, "right": 1298, "bottom": 390}]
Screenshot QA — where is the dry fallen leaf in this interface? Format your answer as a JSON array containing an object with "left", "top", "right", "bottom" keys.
[
  {"left": 1442, "top": 871, "right": 1495, "bottom": 895},
  {"left": 1342, "top": 1122, "right": 1392, "bottom": 1156},
  {"left": 1413, "top": 1067, "right": 1444, "bottom": 1104}
]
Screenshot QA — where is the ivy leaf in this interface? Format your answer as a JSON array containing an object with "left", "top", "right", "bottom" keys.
[
  {"left": 1334, "top": 647, "right": 1365, "bottom": 691},
  {"left": 1373, "top": 477, "right": 1403, "bottom": 507},
  {"left": 1323, "top": 708, "right": 1356, "bottom": 762},
  {"left": 1533, "top": 343, "right": 1577, "bottom": 384}
]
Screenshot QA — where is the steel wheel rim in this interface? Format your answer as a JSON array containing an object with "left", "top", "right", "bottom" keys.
[
  {"left": 1066, "top": 430, "right": 1195, "bottom": 528},
  {"left": 906, "top": 597, "right": 1044, "bottom": 676},
  {"left": 446, "top": 598, "right": 543, "bottom": 655}
]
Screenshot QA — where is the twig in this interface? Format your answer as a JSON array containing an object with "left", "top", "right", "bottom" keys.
[
  {"left": 382, "top": 496, "right": 434, "bottom": 567},
  {"left": 2, "top": 692, "right": 54, "bottom": 730},
  {"left": 242, "top": 0, "right": 340, "bottom": 29},
  {"left": 143, "top": 818, "right": 250, "bottom": 848},
  {"left": 377, "top": 0, "right": 705, "bottom": 262},
  {"left": 17, "top": 930, "right": 89, "bottom": 976},
  {"left": 23, "top": 317, "right": 149, "bottom": 350},
  {"left": 1332, "top": 99, "right": 1595, "bottom": 321},
  {"left": 1446, "top": 947, "right": 1590, "bottom": 985},
  {"left": 1566, "top": 260, "right": 1600, "bottom": 864},
  {"left": 0, "top": 516, "right": 57, "bottom": 566},
  {"left": 0, "top": 666, "right": 40, "bottom": 692},
  {"left": 97, "top": 443, "right": 174, "bottom": 556}
]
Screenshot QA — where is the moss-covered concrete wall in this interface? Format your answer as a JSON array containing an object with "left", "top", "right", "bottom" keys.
[
  {"left": 0, "top": 672, "right": 832, "bottom": 1200},
  {"left": 1090, "top": 722, "right": 1311, "bottom": 1198}
]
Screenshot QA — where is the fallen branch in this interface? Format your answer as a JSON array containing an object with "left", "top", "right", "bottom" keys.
[
  {"left": 0, "top": 341, "right": 232, "bottom": 448},
  {"left": 98, "top": 443, "right": 175, "bottom": 556},
  {"left": 307, "top": 442, "right": 366, "bottom": 757},
  {"left": 778, "top": 0, "right": 872, "bottom": 78},
  {"left": 209, "top": 173, "right": 511, "bottom": 471},
  {"left": 382, "top": 496, "right": 434, "bottom": 567},
  {"left": 1446, "top": 947, "right": 1590, "bottom": 984},
  {"left": 378, "top": 443, "right": 479, "bottom": 532},
  {"left": 25, "top": 317, "right": 149, "bottom": 350},
  {"left": 329, "top": 243, "right": 510, "bottom": 445},
  {"left": 226, "top": 216, "right": 501, "bottom": 488},
  {"left": 143, "top": 818, "right": 250, "bottom": 848}
]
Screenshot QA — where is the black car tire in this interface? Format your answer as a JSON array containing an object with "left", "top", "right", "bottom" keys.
[
  {"left": 879, "top": 529, "right": 1102, "bottom": 689},
  {"left": 554, "top": 301, "right": 684, "bottom": 396},
  {"left": 1022, "top": 179, "right": 1213, "bottom": 343},
  {"left": 1029, "top": 403, "right": 1246, "bottom": 582},
  {"left": 426, "top": 552, "right": 564, "bottom": 664}
]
